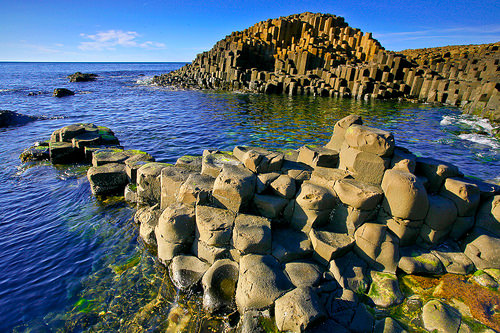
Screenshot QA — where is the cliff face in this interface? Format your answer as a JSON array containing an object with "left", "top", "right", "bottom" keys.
[{"left": 153, "top": 12, "right": 499, "bottom": 123}]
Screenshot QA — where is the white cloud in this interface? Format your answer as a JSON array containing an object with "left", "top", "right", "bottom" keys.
[{"left": 79, "top": 30, "right": 165, "bottom": 50}]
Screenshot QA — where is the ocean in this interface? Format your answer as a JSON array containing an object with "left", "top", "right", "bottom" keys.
[{"left": 0, "top": 62, "right": 498, "bottom": 331}]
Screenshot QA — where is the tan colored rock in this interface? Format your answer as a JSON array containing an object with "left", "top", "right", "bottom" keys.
[
  {"left": 169, "top": 255, "right": 210, "bottom": 291},
  {"left": 274, "top": 287, "right": 325, "bottom": 332},
  {"left": 160, "top": 166, "right": 193, "bottom": 209},
  {"left": 339, "top": 146, "right": 387, "bottom": 184},
  {"left": 213, "top": 164, "right": 256, "bottom": 212},
  {"left": 191, "top": 240, "right": 229, "bottom": 264},
  {"left": 475, "top": 195, "right": 500, "bottom": 237},
  {"left": 325, "top": 114, "right": 363, "bottom": 151},
  {"left": 390, "top": 146, "right": 417, "bottom": 173},
  {"left": 309, "top": 229, "right": 354, "bottom": 265},
  {"left": 381, "top": 169, "right": 429, "bottom": 220},
  {"left": 269, "top": 174, "right": 296, "bottom": 199},
  {"left": 440, "top": 177, "right": 480, "bottom": 217},
  {"left": 354, "top": 223, "right": 399, "bottom": 273},
  {"left": 232, "top": 213, "right": 271, "bottom": 255},
  {"left": 233, "top": 146, "right": 284, "bottom": 173},
  {"left": 344, "top": 124, "right": 395, "bottom": 157},
  {"left": 290, "top": 202, "right": 331, "bottom": 233},
  {"left": 309, "top": 167, "right": 350, "bottom": 189},
  {"left": 253, "top": 194, "right": 289, "bottom": 218},
  {"left": 87, "top": 163, "right": 128, "bottom": 196},
  {"left": 256, "top": 172, "right": 280, "bottom": 193},
  {"left": 178, "top": 173, "right": 215, "bottom": 207},
  {"left": 330, "top": 203, "right": 377, "bottom": 236},
  {"left": 195, "top": 205, "right": 236, "bottom": 246},
  {"left": 424, "top": 195, "right": 458, "bottom": 230},
  {"left": 201, "top": 151, "right": 242, "bottom": 178},
  {"left": 296, "top": 181, "right": 336, "bottom": 210},
  {"left": 297, "top": 145, "right": 339, "bottom": 168},
  {"left": 416, "top": 157, "right": 461, "bottom": 193},
  {"left": 137, "top": 162, "right": 170, "bottom": 206},
  {"left": 202, "top": 259, "right": 239, "bottom": 313},
  {"left": 334, "top": 179, "right": 383, "bottom": 210},
  {"left": 156, "top": 203, "right": 195, "bottom": 244}
]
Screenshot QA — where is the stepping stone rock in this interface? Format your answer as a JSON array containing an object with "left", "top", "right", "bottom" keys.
[
  {"left": 256, "top": 172, "right": 280, "bottom": 193},
  {"left": 339, "top": 146, "right": 387, "bottom": 185},
  {"left": 285, "top": 260, "right": 322, "bottom": 287},
  {"left": 344, "top": 124, "right": 395, "bottom": 157},
  {"left": 160, "top": 166, "right": 193, "bottom": 209},
  {"left": 92, "top": 148, "right": 129, "bottom": 166},
  {"left": 270, "top": 174, "right": 296, "bottom": 199},
  {"left": 440, "top": 177, "right": 480, "bottom": 217},
  {"left": 297, "top": 145, "right": 339, "bottom": 168},
  {"left": 296, "top": 181, "right": 336, "bottom": 210},
  {"left": 137, "top": 162, "right": 170, "bottom": 206},
  {"left": 201, "top": 151, "right": 242, "bottom": 178},
  {"left": 416, "top": 157, "right": 461, "bottom": 193},
  {"left": 381, "top": 169, "right": 429, "bottom": 220},
  {"left": 325, "top": 114, "right": 363, "bottom": 151},
  {"left": 475, "top": 195, "right": 500, "bottom": 237},
  {"left": 309, "top": 229, "right": 354, "bottom": 266},
  {"left": 156, "top": 203, "right": 195, "bottom": 244},
  {"left": 212, "top": 164, "right": 255, "bottom": 212},
  {"left": 367, "top": 271, "right": 404, "bottom": 308},
  {"left": 274, "top": 287, "right": 325, "bottom": 333},
  {"left": 175, "top": 155, "right": 202, "bottom": 172},
  {"left": 233, "top": 146, "right": 284, "bottom": 173},
  {"left": 177, "top": 173, "right": 214, "bottom": 207},
  {"left": 235, "top": 254, "right": 292, "bottom": 311},
  {"left": 464, "top": 229, "right": 500, "bottom": 269},
  {"left": 329, "top": 251, "right": 370, "bottom": 293},
  {"left": 398, "top": 246, "right": 444, "bottom": 275},
  {"left": 253, "top": 194, "right": 288, "bottom": 219},
  {"left": 124, "top": 152, "right": 155, "bottom": 182},
  {"left": 422, "top": 299, "right": 461, "bottom": 333},
  {"left": 232, "top": 214, "right": 271, "bottom": 255},
  {"left": 169, "top": 255, "right": 210, "bottom": 291},
  {"left": 87, "top": 163, "right": 128, "bottom": 196},
  {"left": 195, "top": 205, "right": 235, "bottom": 246},
  {"left": 271, "top": 228, "right": 312, "bottom": 263},
  {"left": 354, "top": 223, "right": 399, "bottom": 273},
  {"left": 50, "top": 141, "right": 79, "bottom": 164},
  {"left": 334, "top": 179, "right": 383, "bottom": 210},
  {"left": 202, "top": 259, "right": 239, "bottom": 313}
]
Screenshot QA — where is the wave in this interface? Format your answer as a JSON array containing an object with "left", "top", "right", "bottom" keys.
[
  {"left": 135, "top": 76, "right": 155, "bottom": 85},
  {"left": 440, "top": 114, "right": 495, "bottom": 133},
  {"left": 458, "top": 133, "right": 500, "bottom": 149}
]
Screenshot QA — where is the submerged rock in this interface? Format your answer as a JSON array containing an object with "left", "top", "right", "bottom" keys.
[
  {"left": 53, "top": 88, "right": 75, "bottom": 97},
  {"left": 0, "top": 110, "right": 38, "bottom": 127},
  {"left": 67, "top": 72, "right": 98, "bottom": 82}
]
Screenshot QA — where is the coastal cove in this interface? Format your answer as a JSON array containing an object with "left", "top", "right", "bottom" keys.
[{"left": 0, "top": 62, "right": 499, "bottom": 332}]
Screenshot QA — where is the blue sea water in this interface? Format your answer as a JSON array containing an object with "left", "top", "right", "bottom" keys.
[{"left": 0, "top": 62, "right": 498, "bottom": 331}]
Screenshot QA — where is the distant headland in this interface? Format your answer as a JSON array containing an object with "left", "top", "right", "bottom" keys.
[{"left": 153, "top": 12, "right": 499, "bottom": 123}]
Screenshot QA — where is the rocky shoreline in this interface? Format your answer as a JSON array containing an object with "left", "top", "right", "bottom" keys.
[
  {"left": 152, "top": 12, "right": 500, "bottom": 124},
  {"left": 21, "top": 116, "right": 500, "bottom": 332}
]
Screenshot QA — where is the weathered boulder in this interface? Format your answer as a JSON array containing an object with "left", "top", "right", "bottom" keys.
[
  {"left": 290, "top": 202, "right": 331, "bottom": 233},
  {"left": 233, "top": 146, "right": 284, "bottom": 173},
  {"left": 177, "top": 173, "right": 214, "bottom": 207},
  {"left": 269, "top": 174, "right": 296, "bottom": 199},
  {"left": 235, "top": 254, "right": 292, "bottom": 311},
  {"left": 212, "top": 164, "right": 256, "bottom": 212},
  {"left": 463, "top": 229, "right": 500, "bottom": 269},
  {"left": 67, "top": 72, "right": 98, "bottom": 82},
  {"left": 472, "top": 270, "right": 499, "bottom": 289},
  {"left": 367, "top": 271, "right": 403, "bottom": 308},
  {"left": 253, "top": 194, "right": 288, "bottom": 218},
  {"left": 156, "top": 203, "right": 195, "bottom": 244},
  {"left": 416, "top": 157, "right": 461, "bottom": 193},
  {"left": 309, "top": 167, "right": 350, "bottom": 189},
  {"left": 297, "top": 145, "right": 339, "bottom": 168},
  {"left": 169, "top": 255, "right": 210, "bottom": 290},
  {"left": 325, "top": 114, "right": 363, "bottom": 151},
  {"left": 87, "top": 163, "right": 128, "bottom": 195},
  {"left": 309, "top": 229, "right": 354, "bottom": 266},
  {"left": 432, "top": 241, "right": 475, "bottom": 275},
  {"left": 53, "top": 88, "right": 74, "bottom": 97},
  {"left": 390, "top": 146, "right": 417, "bottom": 173},
  {"left": 421, "top": 299, "right": 461, "bottom": 333},
  {"left": 421, "top": 194, "right": 458, "bottom": 245},
  {"left": 160, "top": 166, "right": 193, "bottom": 209},
  {"left": 475, "top": 195, "right": 500, "bottom": 237},
  {"left": 271, "top": 228, "right": 313, "bottom": 263},
  {"left": 135, "top": 205, "right": 161, "bottom": 246},
  {"left": 334, "top": 179, "right": 383, "bottom": 210},
  {"left": 201, "top": 151, "right": 242, "bottom": 178},
  {"left": 381, "top": 169, "right": 429, "bottom": 220},
  {"left": 232, "top": 213, "right": 271, "bottom": 255},
  {"left": 398, "top": 246, "right": 444, "bottom": 275},
  {"left": 195, "top": 205, "right": 235, "bottom": 246},
  {"left": 191, "top": 240, "right": 229, "bottom": 264},
  {"left": 339, "top": 146, "right": 389, "bottom": 185},
  {"left": 329, "top": 251, "right": 370, "bottom": 293},
  {"left": 202, "top": 259, "right": 239, "bottom": 313},
  {"left": 285, "top": 261, "right": 322, "bottom": 288},
  {"left": 137, "top": 162, "right": 170, "bottom": 206},
  {"left": 440, "top": 177, "right": 480, "bottom": 217},
  {"left": 344, "top": 124, "right": 395, "bottom": 157},
  {"left": 378, "top": 210, "right": 422, "bottom": 246},
  {"left": 19, "top": 142, "right": 50, "bottom": 162},
  {"left": 175, "top": 155, "right": 202, "bottom": 172},
  {"left": 331, "top": 203, "right": 377, "bottom": 236},
  {"left": 354, "top": 223, "right": 399, "bottom": 273},
  {"left": 274, "top": 287, "right": 325, "bottom": 332},
  {"left": 255, "top": 172, "right": 280, "bottom": 193}
]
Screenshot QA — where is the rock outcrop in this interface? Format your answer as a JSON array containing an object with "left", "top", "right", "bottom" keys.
[
  {"left": 67, "top": 72, "right": 98, "bottom": 82},
  {"left": 0, "top": 110, "right": 39, "bottom": 127},
  {"left": 153, "top": 12, "right": 500, "bottom": 123},
  {"left": 53, "top": 88, "right": 75, "bottom": 97}
]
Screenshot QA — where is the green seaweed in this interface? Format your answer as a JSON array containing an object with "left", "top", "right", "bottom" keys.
[{"left": 111, "top": 254, "right": 141, "bottom": 275}]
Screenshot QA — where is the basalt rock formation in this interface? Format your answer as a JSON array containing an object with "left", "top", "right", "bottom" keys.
[
  {"left": 0, "top": 110, "right": 39, "bottom": 128},
  {"left": 67, "top": 72, "right": 98, "bottom": 82},
  {"left": 153, "top": 12, "right": 500, "bottom": 123}
]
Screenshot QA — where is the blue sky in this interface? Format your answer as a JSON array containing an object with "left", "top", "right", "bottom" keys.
[{"left": 1, "top": 0, "right": 499, "bottom": 62}]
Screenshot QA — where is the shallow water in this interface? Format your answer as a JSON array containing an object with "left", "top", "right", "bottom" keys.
[{"left": 0, "top": 62, "right": 498, "bottom": 331}]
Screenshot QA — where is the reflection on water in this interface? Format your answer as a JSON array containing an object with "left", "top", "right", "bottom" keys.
[{"left": 0, "top": 63, "right": 498, "bottom": 332}]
